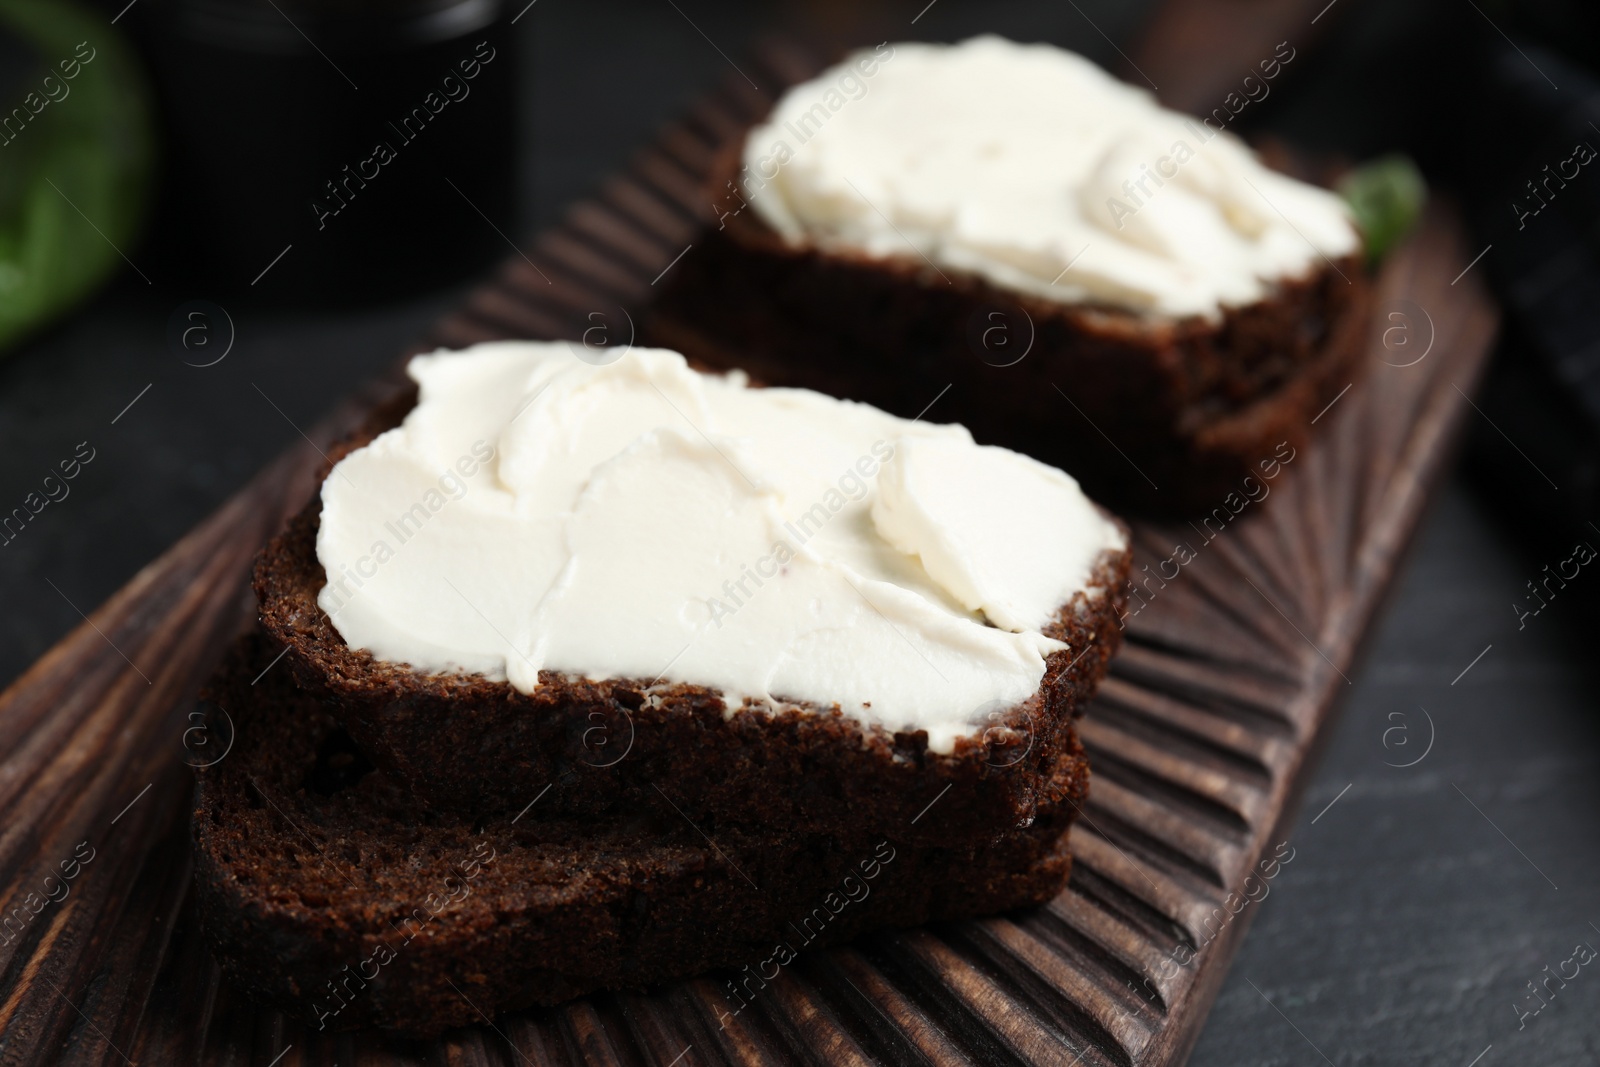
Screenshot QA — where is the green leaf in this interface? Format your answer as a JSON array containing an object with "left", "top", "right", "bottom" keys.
[
  {"left": 1338, "top": 154, "right": 1427, "bottom": 267},
  {"left": 0, "top": 0, "right": 156, "bottom": 353}
]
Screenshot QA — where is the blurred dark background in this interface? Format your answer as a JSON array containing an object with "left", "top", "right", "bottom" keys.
[{"left": 2, "top": 0, "right": 1599, "bottom": 1063}]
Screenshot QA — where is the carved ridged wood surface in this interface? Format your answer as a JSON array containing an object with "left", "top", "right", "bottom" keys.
[{"left": 0, "top": 41, "right": 1498, "bottom": 1067}]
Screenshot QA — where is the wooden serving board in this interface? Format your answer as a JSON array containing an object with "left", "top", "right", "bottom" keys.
[{"left": 0, "top": 41, "right": 1497, "bottom": 1067}]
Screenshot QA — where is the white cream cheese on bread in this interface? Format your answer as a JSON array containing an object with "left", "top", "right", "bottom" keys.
[
  {"left": 316, "top": 342, "right": 1125, "bottom": 752},
  {"left": 740, "top": 35, "right": 1359, "bottom": 322}
]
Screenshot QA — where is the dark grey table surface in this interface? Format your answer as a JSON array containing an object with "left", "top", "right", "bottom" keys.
[{"left": 2, "top": 1, "right": 1596, "bottom": 1064}]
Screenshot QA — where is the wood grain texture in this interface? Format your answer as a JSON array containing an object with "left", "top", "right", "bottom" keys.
[{"left": 0, "top": 41, "right": 1496, "bottom": 1067}]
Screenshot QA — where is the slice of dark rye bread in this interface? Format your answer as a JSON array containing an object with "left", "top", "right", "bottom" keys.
[
  {"left": 251, "top": 378, "right": 1130, "bottom": 841},
  {"left": 193, "top": 633, "right": 1084, "bottom": 1036},
  {"left": 646, "top": 142, "right": 1372, "bottom": 516},
  {"left": 253, "top": 394, "right": 1130, "bottom": 842}
]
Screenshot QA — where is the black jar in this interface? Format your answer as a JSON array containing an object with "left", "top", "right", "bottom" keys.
[{"left": 128, "top": 0, "right": 516, "bottom": 304}]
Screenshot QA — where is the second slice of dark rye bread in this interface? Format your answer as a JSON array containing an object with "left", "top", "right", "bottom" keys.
[
  {"left": 648, "top": 143, "right": 1372, "bottom": 516},
  {"left": 194, "top": 633, "right": 1085, "bottom": 1035},
  {"left": 254, "top": 396, "right": 1131, "bottom": 843}
]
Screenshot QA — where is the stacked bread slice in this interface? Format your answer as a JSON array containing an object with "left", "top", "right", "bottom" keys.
[
  {"left": 195, "top": 634, "right": 1088, "bottom": 1034},
  {"left": 193, "top": 342, "right": 1131, "bottom": 1036}
]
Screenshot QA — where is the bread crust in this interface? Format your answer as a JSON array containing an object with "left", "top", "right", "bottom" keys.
[
  {"left": 193, "top": 634, "right": 1085, "bottom": 1035},
  {"left": 647, "top": 141, "right": 1371, "bottom": 515},
  {"left": 253, "top": 400, "right": 1130, "bottom": 842}
]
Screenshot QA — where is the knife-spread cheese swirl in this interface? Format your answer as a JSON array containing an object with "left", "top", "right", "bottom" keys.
[
  {"left": 317, "top": 342, "right": 1125, "bottom": 752},
  {"left": 741, "top": 35, "right": 1359, "bottom": 321}
]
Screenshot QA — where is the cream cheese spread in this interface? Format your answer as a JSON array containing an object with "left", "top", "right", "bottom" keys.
[
  {"left": 740, "top": 35, "right": 1359, "bottom": 321},
  {"left": 315, "top": 342, "right": 1125, "bottom": 752}
]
